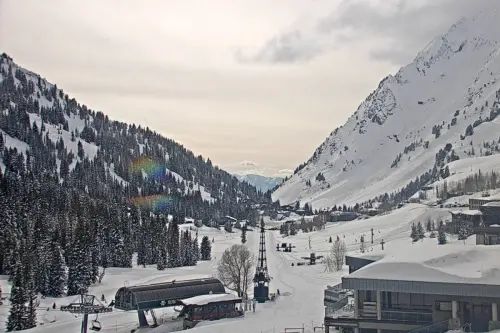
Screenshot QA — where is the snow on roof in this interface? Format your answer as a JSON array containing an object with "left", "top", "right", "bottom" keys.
[
  {"left": 181, "top": 293, "right": 240, "bottom": 306},
  {"left": 483, "top": 201, "right": 500, "bottom": 207},
  {"left": 350, "top": 237, "right": 500, "bottom": 285},
  {"left": 451, "top": 209, "right": 482, "bottom": 216}
]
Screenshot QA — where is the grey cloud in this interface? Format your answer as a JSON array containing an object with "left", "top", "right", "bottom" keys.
[
  {"left": 240, "top": 160, "right": 258, "bottom": 167},
  {"left": 244, "top": 0, "right": 497, "bottom": 65}
]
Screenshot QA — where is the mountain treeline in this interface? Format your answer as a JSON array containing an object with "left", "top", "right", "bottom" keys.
[{"left": 0, "top": 53, "right": 268, "bottom": 330}]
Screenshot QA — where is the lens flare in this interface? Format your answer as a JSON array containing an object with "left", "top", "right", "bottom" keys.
[
  {"left": 130, "top": 195, "right": 174, "bottom": 212},
  {"left": 130, "top": 156, "right": 166, "bottom": 180}
]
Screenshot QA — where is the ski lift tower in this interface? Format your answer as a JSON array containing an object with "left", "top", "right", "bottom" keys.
[
  {"left": 253, "top": 222, "right": 271, "bottom": 303},
  {"left": 61, "top": 294, "right": 113, "bottom": 333}
]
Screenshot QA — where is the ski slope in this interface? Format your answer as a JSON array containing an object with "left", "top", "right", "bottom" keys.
[{"left": 0, "top": 203, "right": 455, "bottom": 333}]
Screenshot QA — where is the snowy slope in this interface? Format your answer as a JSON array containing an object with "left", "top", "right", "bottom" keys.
[
  {"left": 274, "top": 9, "right": 500, "bottom": 209},
  {"left": 0, "top": 54, "right": 267, "bottom": 206}
]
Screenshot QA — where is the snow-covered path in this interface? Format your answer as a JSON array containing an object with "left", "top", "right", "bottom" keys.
[
  {"left": 0, "top": 204, "right": 452, "bottom": 333},
  {"left": 189, "top": 230, "right": 341, "bottom": 333}
]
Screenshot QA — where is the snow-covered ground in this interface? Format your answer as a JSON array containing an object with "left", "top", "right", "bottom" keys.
[
  {"left": 274, "top": 8, "right": 500, "bottom": 209},
  {"left": 1, "top": 203, "right": 459, "bottom": 333}
]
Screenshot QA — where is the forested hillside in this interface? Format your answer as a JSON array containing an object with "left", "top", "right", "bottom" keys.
[{"left": 0, "top": 53, "right": 269, "bottom": 300}]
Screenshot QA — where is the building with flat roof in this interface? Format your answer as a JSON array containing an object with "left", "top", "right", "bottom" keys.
[
  {"left": 325, "top": 238, "right": 500, "bottom": 333},
  {"left": 469, "top": 196, "right": 500, "bottom": 210}
]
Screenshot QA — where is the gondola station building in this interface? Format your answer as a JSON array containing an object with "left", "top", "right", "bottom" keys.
[
  {"left": 114, "top": 278, "right": 243, "bottom": 328},
  {"left": 325, "top": 237, "right": 500, "bottom": 333}
]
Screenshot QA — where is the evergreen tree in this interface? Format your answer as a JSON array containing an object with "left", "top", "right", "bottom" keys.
[
  {"left": 241, "top": 225, "right": 247, "bottom": 244},
  {"left": 67, "top": 219, "right": 91, "bottom": 295},
  {"left": 457, "top": 221, "right": 470, "bottom": 241},
  {"left": 77, "top": 141, "right": 84, "bottom": 160},
  {"left": 289, "top": 222, "right": 297, "bottom": 236},
  {"left": 410, "top": 223, "right": 418, "bottom": 242},
  {"left": 46, "top": 240, "right": 67, "bottom": 297},
  {"left": 438, "top": 221, "right": 447, "bottom": 245},
  {"left": 416, "top": 222, "right": 425, "bottom": 240},
  {"left": 7, "top": 252, "right": 29, "bottom": 331},
  {"left": 167, "top": 219, "right": 180, "bottom": 267},
  {"left": 156, "top": 224, "right": 168, "bottom": 270},
  {"left": 192, "top": 234, "right": 200, "bottom": 263},
  {"left": 200, "top": 236, "right": 211, "bottom": 261},
  {"left": 425, "top": 219, "right": 432, "bottom": 232}
]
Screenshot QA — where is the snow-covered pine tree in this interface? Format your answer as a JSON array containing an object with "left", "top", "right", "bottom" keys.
[
  {"left": 67, "top": 219, "right": 92, "bottom": 296},
  {"left": 24, "top": 258, "right": 37, "bottom": 330},
  {"left": 7, "top": 250, "right": 29, "bottom": 331},
  {"left": 167, "top": 218, "right": 180, "bottom": 267},
  {"left": 457, "top": 221, "right": 470, "bottom": 241},
  {"left": 438, "top": 221, "right": 447, "bottom": 245},
  {"left": 416, "top": 222, "right": 425, "bottom": 240},
  {"left": 200, "top": 235, "right": 211, "bottom": 261},
  {"left": 241, "top": 225, "right": 247, "bottom": 244},
  {"left": 186, "top": 232, "right": 196, "bottom": 266},
  {"left": 179, "top": 230, "right": 188, "bottom": 266},
  {"left": 192, "top": 234, "right": 200, "bottom": 263},
  {"left": 156, "top": 223, "right": 168, "bottom": 270},
  {"left": 46, "top": 239, "right": 67, "bottom": 297},
  {"left": 410, "top": 223, "right": 418, "bottom": 242}
]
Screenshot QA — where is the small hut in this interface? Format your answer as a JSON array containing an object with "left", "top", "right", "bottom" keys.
[{"left": 179, "top": 293, "right": 243, "bottom": 329}]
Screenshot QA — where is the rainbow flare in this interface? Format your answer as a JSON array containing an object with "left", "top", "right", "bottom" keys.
[
  {"left": 130, "top": 156, "right": 166, "bottom": 180},
  {"left": 130, "top": 195, "right": 174, "bottom": 213}
]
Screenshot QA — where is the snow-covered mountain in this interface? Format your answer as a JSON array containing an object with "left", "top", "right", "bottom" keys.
[
  {"left": 236, "top": 174, "right": 283, "bottom": 193},
  {"left": 273, "top": 10, "right": 500, "bottom": 209},
  {"left": 0, "top": 53, "right": 269, "bottom": 220}
]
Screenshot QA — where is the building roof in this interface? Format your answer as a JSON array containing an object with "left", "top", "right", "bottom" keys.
[
  {"left": 483, "top": 201, "right": 500, "bottom": 207},
  {"left": 343, "top": 238, "right": 500, "bottom": 297},
  {"left": 114, "top": 278, "right": 226, "bottom": 311},
  {"left": 451, "top": 209, "right": 482, "bottom": 216},
  {"left": 181, "top": 293, "right": 240, "bottom": 306}
]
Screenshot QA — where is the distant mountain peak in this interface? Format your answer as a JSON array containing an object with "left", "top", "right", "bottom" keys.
[{"left": 274, "top": 11, "right": 500, "bottom": 209}]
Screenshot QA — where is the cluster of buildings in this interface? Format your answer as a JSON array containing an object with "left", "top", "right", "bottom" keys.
[
  {"left": 324, "top": 194, "right": 500, "bottom": 333},
  {"left": 448, "top": 195, "right": 500, "bottom": 245}
]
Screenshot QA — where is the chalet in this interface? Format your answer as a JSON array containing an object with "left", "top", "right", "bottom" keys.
[
  {"left": 330, "top": 211, "right": 359, "bottom": 222},
  {"left": 179, "top": 293, "right": 243, "bottom": 329},
  {"left": 325, "top": 239, "right": 500, "bottom": 333},
  {"left": 448, "top": 210, "right": 482, "bottom": 233},
  {"left": 475, "top": 225, "right": 500, "bottom": 245},
  {"left": 480, "top": 201, "right": 500, "bottom": 226},
  {"left": 469, "top": 196, "right": 500, "bottom": 210}
]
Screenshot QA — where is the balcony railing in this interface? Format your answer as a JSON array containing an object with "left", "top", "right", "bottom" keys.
[{"left": 381, "top": 309, "right": 433, "bottom": 323}]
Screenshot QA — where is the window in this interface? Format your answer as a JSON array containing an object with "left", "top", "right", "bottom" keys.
[{"left": 437, "top": 301, "right": 452, "bottom": 311}]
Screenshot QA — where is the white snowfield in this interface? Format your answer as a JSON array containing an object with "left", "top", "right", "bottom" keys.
[
  {"left": 0, "top": 203, "right": 458, "bottom": 333},
  {"left": 274, "top": 8, "right": 500, "bottom": 209},
  {"left": 351, "top": 237, "right": 500, "bottom": 284}
]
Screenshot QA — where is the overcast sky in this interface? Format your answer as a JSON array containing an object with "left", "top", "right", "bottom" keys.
[{"left": 0, "top": 0, "right": 494, "bottom": 176}]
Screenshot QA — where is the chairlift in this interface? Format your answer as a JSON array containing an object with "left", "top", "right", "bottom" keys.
[{"left": 90, "top": 315, "right": 102, "bottom": 331}]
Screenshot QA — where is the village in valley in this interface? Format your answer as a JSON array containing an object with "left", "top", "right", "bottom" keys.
[{"left": 3, "top": 2, "right": 500, "bottom": 333}]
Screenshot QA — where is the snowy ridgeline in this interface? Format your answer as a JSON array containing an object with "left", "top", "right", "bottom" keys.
[
  {"left": 274, "top": 9, "right": 500, "bottom": 209},
  {"left": 0, "top": 53, "right": 270, "bottom": 332},
  {"left": 0, "top": 51, "right": 268, "bottom": 215}
]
